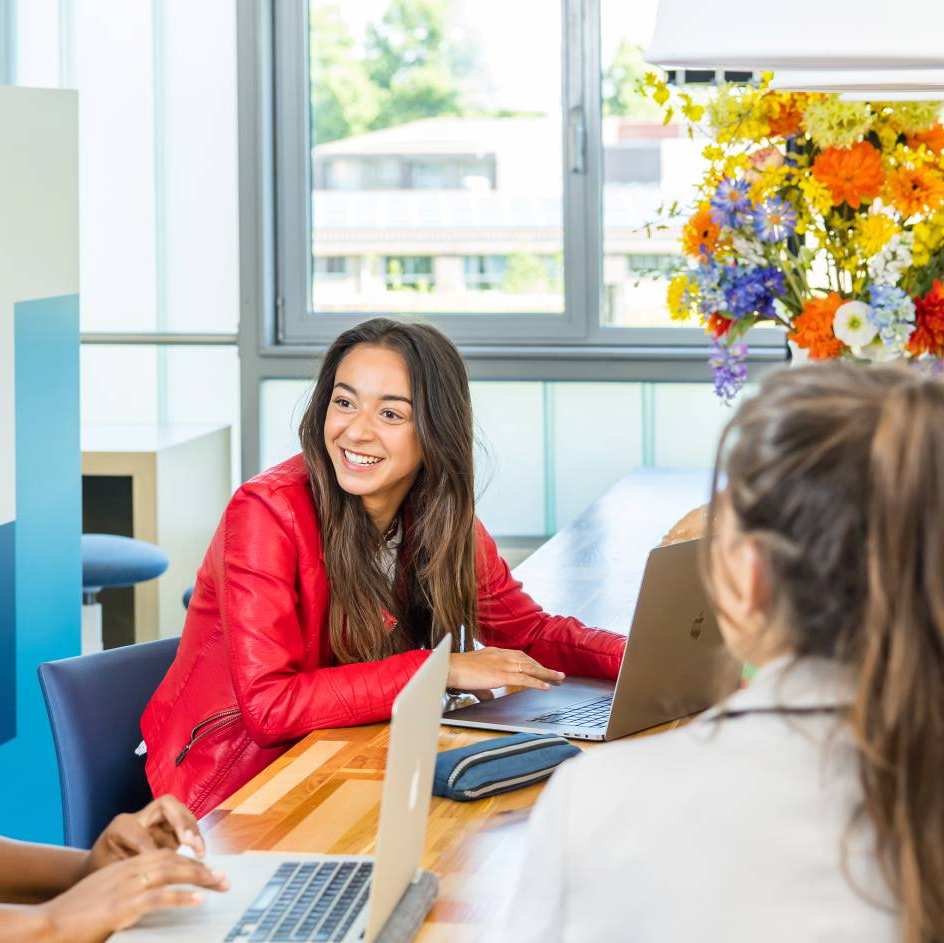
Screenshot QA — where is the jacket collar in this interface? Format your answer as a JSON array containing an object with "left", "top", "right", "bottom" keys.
[{"left": 701, "top": 653, "right": 855, "bottom": 721}]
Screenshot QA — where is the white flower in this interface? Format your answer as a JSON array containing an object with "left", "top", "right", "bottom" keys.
[
  {"left": 731, "top": 234, "right": 767, "bottom": 266},
  {"left": 833, "top": 301, "right": 878, "bottom": 348},
  {"left": 867, "top": 231, "right": 914, "bottom": 282},
  {"left": 858, "top": 338, "right": 899, "bottom": 362}
]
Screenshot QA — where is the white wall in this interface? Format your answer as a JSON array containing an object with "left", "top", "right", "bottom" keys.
[{"left": 0, "top": 87, "right": 79, "bottom": 524}]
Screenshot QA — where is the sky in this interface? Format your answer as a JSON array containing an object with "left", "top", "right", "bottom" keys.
[{"left": 322, "top": 0, "right": 659, "bottom": 118}]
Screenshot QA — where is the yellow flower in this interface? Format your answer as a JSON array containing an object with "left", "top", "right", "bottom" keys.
[
  {"left": 855, "top": 214, "right": 899, "bottom": 257},
  {"left": 886, "top": 101, "right": 942, "bottom": 135},
  {"left": 707, "top": 86, "right": 770, "bottom": 143},
  {"left": 749, "top": 165, "right": 790, "bottom": 202},
  {"left": 913, "top": 214, "right": 944, "bottom": 265},
  {"left": 801, "top": 97, "right": 873, "bottom": 149},
  {"left": 679, "top": 93, "right": 704, "bottom": 123},
  {"left": 702, "top": 144, "right": 724, "bottom": 162},
  {"left": 667, "top": 274, "right": 696, "bottom": 322},
  {"left": 799, "top": 176, "right": 834, "bottom": 216}
]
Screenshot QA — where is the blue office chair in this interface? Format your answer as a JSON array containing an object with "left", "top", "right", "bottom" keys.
[{"left": 37, "top": 636, "right": 179, "bottom": 848}]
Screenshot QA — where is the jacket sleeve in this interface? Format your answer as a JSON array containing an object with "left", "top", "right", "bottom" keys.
[
  {"left": 219, "top": 485, "right": 429, "bottom": 747},
  {"left": 475, "top": 521, "right": 625, "bottom": 680}
]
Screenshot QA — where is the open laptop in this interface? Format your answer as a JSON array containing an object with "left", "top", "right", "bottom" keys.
[
  {"left": 443, "top": 538, "right": 742, "bottom": 741},
  {"left": 114, "top": 635, "right": 451, "bottom": 943}
]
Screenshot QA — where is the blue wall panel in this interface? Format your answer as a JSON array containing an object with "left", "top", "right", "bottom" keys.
[
  {"left": 0, "top": 521, "right": 14, "bottom": 746},
  {"left": 0, "top": 294, "right": 80, "bottom": 843}
]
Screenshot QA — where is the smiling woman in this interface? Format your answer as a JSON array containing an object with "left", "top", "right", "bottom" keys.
[{"left": 140, "top": 319, "right": 627, "bottom": 815}]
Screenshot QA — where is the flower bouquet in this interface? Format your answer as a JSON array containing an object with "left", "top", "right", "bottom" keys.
[{"left": 646, "top": 75, "right": 944, "bottom": 400}]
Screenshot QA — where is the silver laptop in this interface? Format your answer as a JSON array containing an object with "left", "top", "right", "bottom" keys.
[
  {"left": 114, "top": 635, "right": 451, "bottom": 943},
  {"left": 443, "top": 539, "right": 742, "bottom": 741}
]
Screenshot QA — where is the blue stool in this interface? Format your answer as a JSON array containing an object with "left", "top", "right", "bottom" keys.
[
  {"left": 81, "top": 534, "right": 169, "bottom": 653},
  {"left": 38, "top": 637, "right": 179, "bottom": 847}
]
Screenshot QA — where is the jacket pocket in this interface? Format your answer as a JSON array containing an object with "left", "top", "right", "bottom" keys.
[{"left": 175, "top": 707, "right": 241, "bottom": 766}]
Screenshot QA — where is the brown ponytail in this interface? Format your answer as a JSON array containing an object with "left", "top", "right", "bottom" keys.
[
  {"left": 708, "top": 362, "right": 944, "bottom": 942},
  {"left": 859, "top": 379, "right": 944, "bottom": 942}
]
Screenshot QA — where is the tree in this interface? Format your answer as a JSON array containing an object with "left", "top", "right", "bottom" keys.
[
  {"left": 602, "top": 41, "right": 663, "bottom": 120},
  {"left": 364, "top": 0, "right": 472, "bottom": 129},
  {"left": 310, "top": 4, "right": 380, "bottom": 145}
]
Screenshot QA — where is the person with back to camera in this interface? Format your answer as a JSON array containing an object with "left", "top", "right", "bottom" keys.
[
  {"left": 141, "top": 318, "right": 628, "bottom": 816},
  {"left": 498, "top": 361, "right": 944, "bottom": 942}
]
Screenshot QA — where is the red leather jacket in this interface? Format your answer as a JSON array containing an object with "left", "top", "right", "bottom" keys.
[{"left": 141, "top": 455, "right": 625, "bottom": 816}]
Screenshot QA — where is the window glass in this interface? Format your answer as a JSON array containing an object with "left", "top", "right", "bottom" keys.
[
  {"left": 600, "top": 0, "right": 704, "bottom": 329},
  {"left": 308, "top": 1, "right": 563, "bottom": 317}
]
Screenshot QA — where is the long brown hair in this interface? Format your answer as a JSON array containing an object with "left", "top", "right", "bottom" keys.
[
  {"left": 298, "top": 318, "right": 478, "bottom": 664},
  {"left": 706, "top": 361, "right": 944, "bottom": 942}
]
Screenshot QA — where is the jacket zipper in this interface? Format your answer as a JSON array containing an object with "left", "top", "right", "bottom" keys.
[{"left": 174, "top": 708, "right": 241, "bottom": 766}]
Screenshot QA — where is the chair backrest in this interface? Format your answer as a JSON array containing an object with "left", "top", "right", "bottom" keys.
[{"left": 38, "top": 637, "right": 179, "bottom": 848}]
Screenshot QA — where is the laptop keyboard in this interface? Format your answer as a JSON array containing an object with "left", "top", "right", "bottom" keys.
[
  {"left": 530, "top": 694, "right": 613, "bottom": 729},
  {"left": 224, "top": 860, "right": 373, "bottom": 942}
]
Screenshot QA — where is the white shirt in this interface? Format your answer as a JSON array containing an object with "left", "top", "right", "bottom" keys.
[{"left": 496, "top": 656, "right": 899, "bottom": 942}]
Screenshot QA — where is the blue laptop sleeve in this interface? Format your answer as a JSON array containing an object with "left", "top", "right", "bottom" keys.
[{"left": 432, "top": 732, "right": 580, "bottom": 802}]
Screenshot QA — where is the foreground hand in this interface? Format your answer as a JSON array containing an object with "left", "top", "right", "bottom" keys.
[
  {"left": 38, "top": 849, "right": 228, "bottom": 943},
  {"left": 660, "top": 504, "right": 707, "bottom": 547},
  {"left": 448, "top": 648, "right": 565, "bottom": 692},
  {"left": 86, "top": 795, "right": 205, "bottom": 874}
]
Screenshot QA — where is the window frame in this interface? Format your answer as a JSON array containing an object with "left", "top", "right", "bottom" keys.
[{"left": 270, "top": 0, "right": 787, "bottom": 351}]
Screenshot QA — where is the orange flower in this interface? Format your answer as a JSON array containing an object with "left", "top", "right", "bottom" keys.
[
  {"left": 766, "top": 100, "right": 803, "bottom": 138},
  {"left": 682, "top": 204, "right": 721, "bottom": 260},
  {"left": 907, "top": 124, "right": 944, "bottom": 154},
  {"left": 811, "top": 141, "right": 884, "bottom": 209},
  {"left": 907, "top": 281, "right": 944, "bottom": 357},
  {"left": 789, "top": 293, "right": 845, "bottom": 359},
  {"left": 885, "top": 165, "right": 944, "bottom": 218},
  {"left": 706, "top": 313, "right": 732, "bottom": 338}
]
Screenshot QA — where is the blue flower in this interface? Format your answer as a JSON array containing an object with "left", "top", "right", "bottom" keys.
[
  {"left": 710, "top": 178, "right": 752, "bottom": 228},
  {"left": 723, "top": 265, "right": 785, "bottom": 318},
  {"left": 710, "top": 340, "right": 749, "bottom": 403},
  {"left": 752, "top": 197, "right": 797, "bottom": 243},
  {"left": 868, "top": 283, "right": 916, "bottom": 354},
  {"left": 692, "top": 262, "right": 727, "bottom": 316}
]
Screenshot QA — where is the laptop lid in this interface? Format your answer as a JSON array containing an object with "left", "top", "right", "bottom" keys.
[
  {"left": 363, "top": 634, "right": 450, "bottom": 943},
  {"left": 604, "top": 538, "right": 741, "bottom": 739}
]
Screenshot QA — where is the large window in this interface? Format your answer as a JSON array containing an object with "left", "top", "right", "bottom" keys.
[{"left": 271, "top": 0, "right": 784, "bottom": 349}]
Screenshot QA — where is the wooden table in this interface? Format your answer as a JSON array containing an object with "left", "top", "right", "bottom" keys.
[{"left": 202, "top": 470, "right": 710, "bottom": 940}]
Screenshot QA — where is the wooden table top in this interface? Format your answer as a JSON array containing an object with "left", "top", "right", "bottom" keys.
[
  {"left": 203, "top": 719, "right": 681, "bottom": 941},
  {"left": 202, "top": 470, "right": 708, "bottom": 940}
]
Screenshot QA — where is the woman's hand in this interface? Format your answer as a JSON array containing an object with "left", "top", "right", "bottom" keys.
[
  {"left": 85, "top": 796, "right": 205, "bottom": 875},
  {"left": 448, "top": 648, "right": 565, "bottom": 692},
  {"left": 660, "top": 504, "right": 707, "bottom": 547},
  {"left": 36, "top": 849, "right": 228, "bottom": 943}
]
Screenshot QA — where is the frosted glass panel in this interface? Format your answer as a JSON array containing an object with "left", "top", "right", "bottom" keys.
[
  {"left": 80, "top": 347, "right": 159, "bottom": 426},
  {"left": 73, "top": 1, "right": 157, "bottom": 330},
  {"left": 471, "top": 382, "right": 545, "bottom": 537},
  {"left": 653, "top": 384, "right": 753, "bottom": 468},
  {"left": 81, "top": 346, "right": 241, "bottom": 487},
  {"left": 260, "top": 380, "right": 312, "bottom": 472},
  {"left": 164, "top": 347, "right": 241, "bottom": 487},
  {"left": 158, "top": 0, "right": 239, "bottom": 332},
  {"left": 551, "top": 383, "right": 643, "bottom": 529}
]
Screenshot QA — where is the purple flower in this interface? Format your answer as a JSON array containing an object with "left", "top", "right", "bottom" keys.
[
  {"left": 710, "top": 178, "right": 752, "bottom": 228},
  {"left": 723, "top": 265, "right": 785, "bottom": 318},
  {"left": 710, "top": 340, "right": 749, "bottom": 403},
  {"left": 752, "top": 197, "right": 797, "bottom": 242}
]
